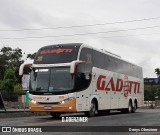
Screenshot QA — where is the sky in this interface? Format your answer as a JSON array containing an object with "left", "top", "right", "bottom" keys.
[{"left": 0, "top": 0, "right": 160, "bottom": 78}]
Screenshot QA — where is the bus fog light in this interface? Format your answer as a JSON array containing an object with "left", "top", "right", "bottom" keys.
[{"left": 69, "top": 107, "right": 72, "bottom": 110}]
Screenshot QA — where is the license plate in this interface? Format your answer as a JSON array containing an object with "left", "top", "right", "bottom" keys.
[{"left": 44, "top": 106, "right": 52, "bottom": 110}]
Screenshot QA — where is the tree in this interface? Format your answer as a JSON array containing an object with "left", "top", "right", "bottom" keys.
[
  {"left": 27, "top": 52, "right": 36, "bottom": 60},
  {"left": 0, "top": 80, "right": 2, "bottom": 91},
  {"left": 14, "top": 83, "right": 22, "bottom": 95},
  {"left": 157, "top": 89, "right": 160, "bottom": 100},
  {"left": 0, "top": 47, "right": 12, "bottom": 79},
  {"left": 1, "top": 68, "right": 16, "bottom": 94},
  {"left": 155, "top": 68, "right": 160, "bottom": 101},
  {"left": 0, "top": 46, "right": 24, "bottom": 80},
  {"left": 155, "top": 68, "right": 160, "bottom": 78},
  {"left": 144, "top": 89, "right": 150, "bottom": 101}
]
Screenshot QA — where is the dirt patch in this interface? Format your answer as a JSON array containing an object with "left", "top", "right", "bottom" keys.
[{"left": 4, "top": 101, "right": 28, "bottom": 109}]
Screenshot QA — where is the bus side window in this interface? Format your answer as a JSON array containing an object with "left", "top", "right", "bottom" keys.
[
  {"left": 93, "top": 50, "right": 105, "bottom": 69},
  {"left": 79, "top": 48, "right": 93, "bottom": 65},
  {"left": 75, "top": 63, "right": 92, "bottom": 91}
]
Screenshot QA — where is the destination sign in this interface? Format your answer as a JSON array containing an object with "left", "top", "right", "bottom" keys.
[{"left": 34, "top": 45, "right": 80, "bottom": 64}]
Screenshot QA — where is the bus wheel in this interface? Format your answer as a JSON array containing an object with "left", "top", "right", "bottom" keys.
[
  {"left": 121, "top": 100, "right": 132, "bottom": 113},
  {"left": 132, "top": 101, "right": 137, "bottom": 113},
  {"left": 85, "top": 100, "right": 96, "bottom": 117},
  {"left": 127, "top": 100, "right": 132, "bottom": 113},
  {"left": 50, "top": 112, "right": 61, "bottom": 119}
]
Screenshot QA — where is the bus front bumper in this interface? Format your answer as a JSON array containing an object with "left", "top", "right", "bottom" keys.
[{"left": 29, "top": 98, "right": 77, "bottom": 113}]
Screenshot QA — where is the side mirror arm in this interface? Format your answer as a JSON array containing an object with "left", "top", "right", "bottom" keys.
[
  {"left": 19, "top": 63, "right": 33, "bottom": 77},
  {"left": 70, "top": 60, "right": 84, "bottom": 75}
]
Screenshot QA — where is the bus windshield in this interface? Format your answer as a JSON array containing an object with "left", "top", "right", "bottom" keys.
[{"left": 30, "top": 67, "right": 74, "bottom": 93}]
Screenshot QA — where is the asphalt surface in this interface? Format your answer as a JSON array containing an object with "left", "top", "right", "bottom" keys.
[{"left": 0, "top": 108, "right": 160, "bottom": 135}]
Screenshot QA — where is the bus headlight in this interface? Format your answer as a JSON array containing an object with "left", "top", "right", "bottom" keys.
[
  {"left": 60, "top": 97, "right": 74, "bottom": 104},
  {"left": 30, "top": 99, "right": 37, "bottom": 104}
]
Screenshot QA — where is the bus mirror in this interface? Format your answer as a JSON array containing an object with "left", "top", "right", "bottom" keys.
[
  {"left": 19, "top": 62, "right": 33, "bottom": 77},
  {"left": 76, "top": 63, "right": 92, "bottom": 74},
  {"left": 70, "top": 60, "right": 84, "bottom": 75}
]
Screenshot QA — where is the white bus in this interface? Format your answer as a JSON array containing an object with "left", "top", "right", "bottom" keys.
[{"left": 19, "top": 43, "right": 144, "bottom": 118}]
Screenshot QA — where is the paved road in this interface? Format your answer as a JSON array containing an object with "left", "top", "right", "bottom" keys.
[{"left": 0, "top": 108, "right": 160, "bottom": 135}]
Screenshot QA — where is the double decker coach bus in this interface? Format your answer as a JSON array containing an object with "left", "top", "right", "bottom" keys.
[{"left": 19, "top": 43, "right": 144, "bottom": 118}]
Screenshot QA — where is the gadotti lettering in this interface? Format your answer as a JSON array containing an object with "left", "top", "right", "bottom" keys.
[
  {"left": 96, "top": 75, "right": 141, "bottom": 94},
  {"left": 40, "top": 48, "right": 73, "bottom": 54}
]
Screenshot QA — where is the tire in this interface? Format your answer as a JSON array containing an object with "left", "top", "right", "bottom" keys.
[
  {"left": 122, "top": 100, "right": 132, "bottom": 113},
  {"left": 127, "top": 100, "right": 132, "bottom": 113},
  {"left": 50, "top": 112, "right": 61, "bottom": 119},
  {"left": 132, "top": 102, "right": 137, "bottom": 113},
  {"left": 85, "top": 100, "right": 96, "bottom": 117}
]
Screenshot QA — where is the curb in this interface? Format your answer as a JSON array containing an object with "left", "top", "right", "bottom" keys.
[
  {"left": 0, "top": 109, "right": 29, "bottom": 113},
  {"left": 0, "top": 110, "right": 49, "bottom": 119}
]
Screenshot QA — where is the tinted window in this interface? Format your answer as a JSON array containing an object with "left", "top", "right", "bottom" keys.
[
  {"left": 79, "top": 48, "right": 93, "bottom": 65},
  {"left": 34, "top": 44, "right": 81, "bottom": 64},
  {"left": 75, "top": 63, "right": 92, "bottom": 91},
  {"left": 92, "top": 49, "right": 142, "bottom": 79},
  {"left": 106, "top": 56, "right": 118, "bottom": 72},
  {"left": 93, "top": 50, "right": 105, "bottom": 69}
]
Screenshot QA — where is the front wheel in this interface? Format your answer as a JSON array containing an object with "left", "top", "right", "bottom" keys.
[
  {"left": 50, "top": 112, "right": 61, "bottom": 119},
  {"left": 85, "top": 100, "right": 96, "bottom": 117}
]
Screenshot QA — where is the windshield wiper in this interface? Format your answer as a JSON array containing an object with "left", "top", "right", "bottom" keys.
[
  {"left": 53, "top": 88, "right": 65, "bottom": 90},
  {"left": 36, "top": 87, "right": 42, "bottom": 90}
]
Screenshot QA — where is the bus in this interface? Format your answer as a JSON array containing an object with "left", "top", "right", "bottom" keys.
[{"left": 19, "top": 43, "right": 144, "bottom": 118}]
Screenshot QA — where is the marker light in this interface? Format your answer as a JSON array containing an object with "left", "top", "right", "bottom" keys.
[{"left": 60, "top": 97, "right": 74, "bottom": 104}]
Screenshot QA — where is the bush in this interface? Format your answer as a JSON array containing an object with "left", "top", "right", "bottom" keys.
[
  {"left": 14, "top": 83, "right": 22, "bottom": 95},
  {"left": 0, "top": 80, "right": 2, "bottom": 91},
  {"left": 1, "top": 68, "right": 16, "bottom": 94},
  {"left": 3, "top": 94, "right": 18, "bottom": 102}
]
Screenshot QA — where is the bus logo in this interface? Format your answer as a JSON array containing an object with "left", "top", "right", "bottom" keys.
[
  {"left": 96, "top": 75, "right": 140, "bottom": 96},
  {"left": 124, "top": 76, "right": 129, "bottom": 97},
  {"left": 46, "top": 97, "right": 51, "bottom": 101},
  {"left": 40, "top": 48, "right": 73, "bottom": 55}
]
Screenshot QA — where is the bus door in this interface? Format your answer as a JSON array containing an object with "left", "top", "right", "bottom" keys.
[{"left": 75, "top": 63, "right": 92, "bottom": 112}]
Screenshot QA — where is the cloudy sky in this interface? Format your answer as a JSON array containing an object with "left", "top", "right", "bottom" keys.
[{"left": 0, "top": 0, "right": 160, "bottom": 78}]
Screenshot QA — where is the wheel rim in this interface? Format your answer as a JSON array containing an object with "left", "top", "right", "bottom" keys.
[
  {"left": 134, "top": 103, "right": 137, "bottom": 111},
  {"left": 129, "top": 102, "right": 132, "bottom": 112},
  {"left": 90, "top": 102, "right": 96, "bottom": 114}
]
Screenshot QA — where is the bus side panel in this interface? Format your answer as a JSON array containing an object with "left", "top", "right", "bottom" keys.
[
  {"left": 93, "top": 67, "right": 143, "bottom": 110},
  {"left": 92, "top": 68, "right": 111, "bottom": 110},
  {"left": 75, "top": 88, "right": 91, "bottom": 112}
]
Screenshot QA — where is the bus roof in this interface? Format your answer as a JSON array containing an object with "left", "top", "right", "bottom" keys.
[
  {"left": 39, "top": 43, "right": 83, "bottom": 50},
  {"left": 34, "top": 43, "right": 141, "bottom": 69},
  {"left": 80, "top": 43, "right": 141, "bottom": 68}
]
